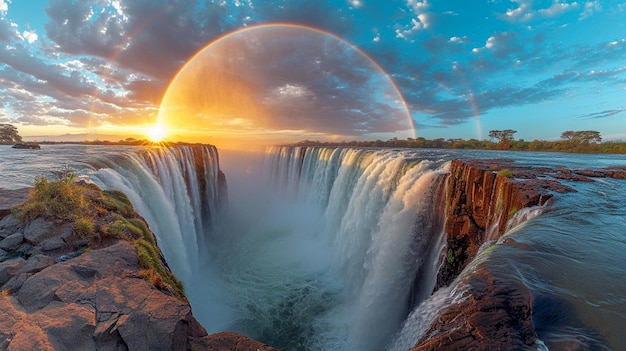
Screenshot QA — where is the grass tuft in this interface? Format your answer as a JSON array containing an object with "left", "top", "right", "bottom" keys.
[
  {"left": 497, "top": 168, "right": 514, "bottom": 178},
  {"left": 13, "top": 173, "right": 185, "bottom": 300}
]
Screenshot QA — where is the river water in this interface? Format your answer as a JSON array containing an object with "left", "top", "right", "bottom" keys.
[{"left": 0, "top": 144, "right": 624, "bottom": 350}]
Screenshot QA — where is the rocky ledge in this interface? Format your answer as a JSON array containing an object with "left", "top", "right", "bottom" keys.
[
  {"left": 411, "top": 159, "right": 623, "bottom": 351},
  {"left": 0, "top": 185, "right": 275, "bottom": 351}
]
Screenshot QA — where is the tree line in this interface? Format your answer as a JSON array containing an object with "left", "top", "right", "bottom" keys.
[
  {"left": 3, "top": 123, "right": 626, "bottom": 153},
  {"left": 293, "top": 129, "right": 626, "bottom": 154}
]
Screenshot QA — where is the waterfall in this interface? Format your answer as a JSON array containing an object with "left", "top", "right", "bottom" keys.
[
  {"left": 86, "top": 145, "right": 225, "bottom": 284},
  {"left": 263, "top": 146, "right": 450, "bottom": 350},
  {"left": 82, "top": 144, "right": 458, "bottom": 350}
]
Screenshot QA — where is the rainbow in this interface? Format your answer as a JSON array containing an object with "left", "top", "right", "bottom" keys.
[{"left": 160, "top": 23, "right": 415, "bottom": 139}]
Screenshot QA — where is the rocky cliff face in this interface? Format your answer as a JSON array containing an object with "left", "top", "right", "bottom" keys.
[
  {"left": 436, "top": 159, "right": 569, "bottom": 288},
  {"left": 410, "top": 159, "right": 624, "bottom": 351},
  {"left": 0, "top": 212, "right": 208, "bottom": 350},
  {"left": 0, "top": 187, "right": 276, "bottom": 351}
]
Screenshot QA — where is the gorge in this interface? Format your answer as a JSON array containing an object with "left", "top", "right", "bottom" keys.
[{"left": 1, "top": 144, "right": 625, "bottom": 350}]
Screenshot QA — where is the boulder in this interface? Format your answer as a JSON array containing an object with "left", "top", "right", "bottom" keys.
[
  {"left": 0, "top": 257, "right": 26, "bottom": 286},
  {"left": 23, "top": 217, "right": 53, "bottom": 245},
  {"left": 2, "top": 272, "right": 29, "bottom": 293},
  {"left": 0, "top": 232, "right": 24, "bottom": 251},
  {"left": 21, "top": 254, "right": 55, "bottom": 274},
  {"left": 41, "top": 237, "right": 66, "bottom": 252},
  {"left": 0, "top": 213, "right": 21, "bottom": 238}
]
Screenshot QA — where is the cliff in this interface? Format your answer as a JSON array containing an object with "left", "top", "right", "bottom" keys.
[
  {"left": 0, "top": 181, "right": 275, "bottom": 351},
  {"left": 436, "top": 159, "right": 572, "bottom": 288},
  {"left": 411, "top": 159, "right": 625, "bottom": 351}
]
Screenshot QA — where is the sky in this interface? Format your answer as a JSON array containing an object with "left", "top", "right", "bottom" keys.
[{"left": 0, "top": 0, "right": 625, "bottom": 147}]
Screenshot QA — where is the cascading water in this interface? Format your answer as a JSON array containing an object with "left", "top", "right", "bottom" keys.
[
  {"left": 86, "top": 145, "right": 224, "bottom": 286},
  {"left": 219, "top": 146, "right": 451, "bottom": 350},
  {"left": 84, "top": 144, "right": 452, "bottom": 350},
  {"left": 2, "top": 144, "right": 623, "bottom": 350}
]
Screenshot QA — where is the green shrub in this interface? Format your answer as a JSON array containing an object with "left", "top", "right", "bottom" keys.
[
  {"left": 74, "top": 217, "right": 95, "bottom": 238},
  {"left": 497, "top": 168, "right": 514, "bottom": 178},
  {"left": 136, "top": 239, "right": 185, "bottom": 298},
  {"left": 99, "top": 190, "right": 134, "bottom": 216},
  {"left": 19, "top": 175, "right": 86, "bottom": 220}
]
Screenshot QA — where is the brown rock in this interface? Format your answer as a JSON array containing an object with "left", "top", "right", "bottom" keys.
[
  {"left": 0, "top": 188, "right": 29, "bottom": 219},
  {"left": 412, "top": 265, "right": 536, "bottom": 351},
  {"left": 1, "top": 240, "right": 215, "bottom": 350},
  {"left": 203, "top": 331, "right": 280, "bottom": 351},
  {"left": 23, "top": 217, "right": 53, "bottom": 245},
  {"left": 438, "top": 160, "right": 572, "bottom": 288},
  {"left": 21, "top": 254, "right": 55, "bottom": 274}
]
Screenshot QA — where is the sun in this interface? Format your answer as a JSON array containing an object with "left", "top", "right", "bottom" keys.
[{"left": 147, "top": 124, "right": 167, "bottom": 143}]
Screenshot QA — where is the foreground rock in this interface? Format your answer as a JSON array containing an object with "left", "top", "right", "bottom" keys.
[
  {"left": 0, "top": 214, "right": 208, "bottom": 350},
  {"left": 0, "top": 187, "right": 278, "bottom": 351}
]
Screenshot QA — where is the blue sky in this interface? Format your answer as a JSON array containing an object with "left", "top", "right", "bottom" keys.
[{"left": 0, "top": 0, "right": 625, "bottom": 143}]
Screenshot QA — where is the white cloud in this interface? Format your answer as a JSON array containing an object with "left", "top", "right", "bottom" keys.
[
  {"left": 395, "top": 14, "right": 429, "bottom": 40},
  {"left": 0, "top": 0, "right": 8, "bottom": 15},
  {"left": 538, "top": 1, "right": 579, "bottom": 18},
  {"left": 406, "top": 0, "right": 429, "bottom": 12},
  {"left": 579, "top": 1, "right": 601, "bottom": 20},
  {"left": 504, "top": 0, "right": 534, "bottom": 22},
  {"left": 449, "top": 36, "right": 469, "bottom": 44},
  {"left": 274, "top": 83, "right": 312, "bottom": 98},
  {"left": 485, "top": 36, "right": 496, "bottom": 49},
  {"left": 502, "top": 0, "right": 580, "bottom": 22},
  {"left": 22, "top": 30, "right": 37, "bottom": 43}
]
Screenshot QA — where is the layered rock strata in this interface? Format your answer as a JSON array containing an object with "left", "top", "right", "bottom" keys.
[{"left": 411, "top": 159, "right": 622, "bottom": 351}]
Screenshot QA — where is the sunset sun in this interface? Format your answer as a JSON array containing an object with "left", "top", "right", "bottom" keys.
[{"left": 147, "top": 124, "right": 167, "bottom": 142}]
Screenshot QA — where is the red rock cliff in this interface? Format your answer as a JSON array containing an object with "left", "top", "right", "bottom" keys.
[{"left": 436, "top": 159, "right": 567, "bottom": 288}]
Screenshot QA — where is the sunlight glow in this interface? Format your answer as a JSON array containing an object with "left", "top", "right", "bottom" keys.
[{"left": 147, "top": 124, "right": 167, "bottom": 142}]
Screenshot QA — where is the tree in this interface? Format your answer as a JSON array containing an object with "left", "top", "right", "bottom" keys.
[
  {"left": 0, "top": 124, "right": 22, "bottom": 144},
  {"left": 561, "top": 130, "right": 602, "bottom": 145},
  {"left": 489, "top": 129, "right": 517, "bottom": 149}
]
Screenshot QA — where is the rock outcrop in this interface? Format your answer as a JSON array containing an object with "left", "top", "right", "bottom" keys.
[
  {"left": 411, "top": 159, "right": 621, "bottom": 351},
  {"left": 436, "top": 159, "right": 568, "bottom": 288},
  {"left": 0, "top": 186, "right": 276, "bottom": 351},
  {"left": 0, "top": 211, "right": 211, "bottom": 350},
  {"left": 412, "top": 265, "right": 536, "bottom": 351},
  {"left": 11, "top": 143, "right": 41, "bottom": 150}
]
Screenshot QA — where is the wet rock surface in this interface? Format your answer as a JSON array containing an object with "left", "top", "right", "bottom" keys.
[
  {"left": 416, "top": 158, "right": 622, "bottom": 351},
  {"left": 412, "top": 265, "right": 537, "bottom": 351}
]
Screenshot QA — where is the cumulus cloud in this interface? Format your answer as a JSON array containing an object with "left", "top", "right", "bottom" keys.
[
  {"left": 21, "top": 29, "right": 37, "bottom": 43},
  {"left": 0, "top": 0, "right": 625, "bottom": 139},
  {"left": 501, "top": 0, "right": 581, "bottom": 22}
]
